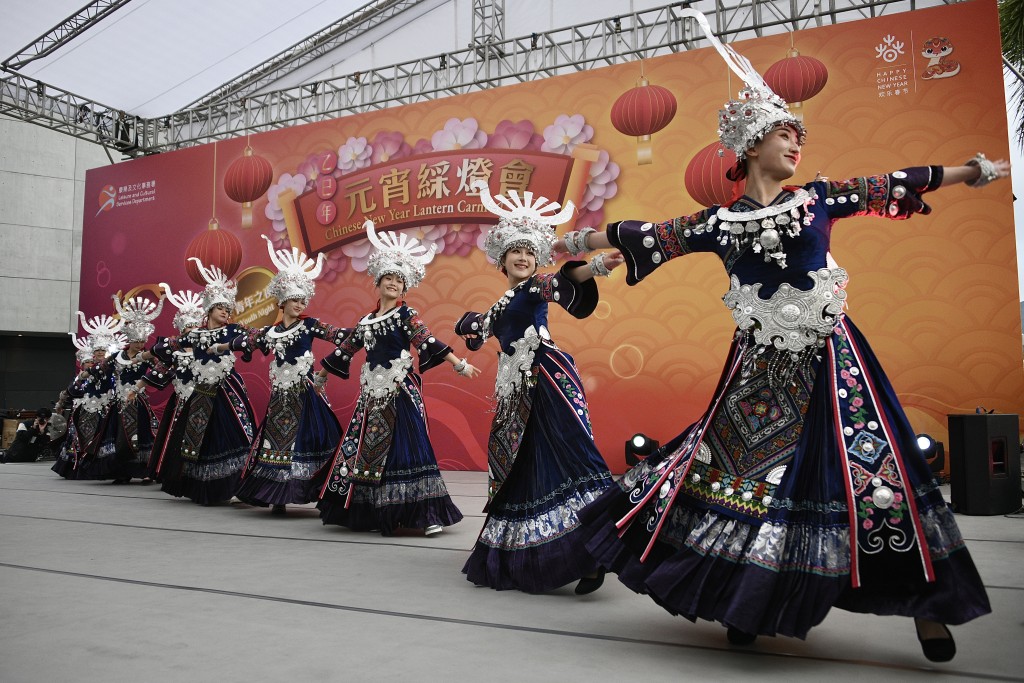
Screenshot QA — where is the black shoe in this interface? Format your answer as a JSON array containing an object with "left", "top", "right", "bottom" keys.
[
  {"left": 574, "top": 568, "right": 606, "bottom": 595},
  {"left": 916, "top": 620, "right": 956, "bottom": 662},
  {"left": 726, "top": 627, "right": 757, "bottom": 646},
  {"left": 271, "top": 504, "right": 287, "bottom": 515}
]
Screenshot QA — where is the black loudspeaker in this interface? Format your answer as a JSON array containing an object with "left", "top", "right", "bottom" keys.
[{"left": 947, "top": 414, "right": 1022, "bottom": 515}]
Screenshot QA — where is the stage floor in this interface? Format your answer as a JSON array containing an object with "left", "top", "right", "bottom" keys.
[{"left": 1, "top": 462, "right": 1021, "bottom": 681}]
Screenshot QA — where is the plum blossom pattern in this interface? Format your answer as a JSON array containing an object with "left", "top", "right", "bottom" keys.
[
  {"left": 431, "top": 118, "right": 488, "bottom": 150},
  {"left": 265, "top": 172, "right": 309, "bottom": 233},
  {"left": 370, "top": 131, "right": 413, "bottom": 164},
  {"left": 489, "top": 119, "right": 543, "bottom": 151},
  {"left": 577, "top": 149, "right": 620, "bottom": 229},
  {"left": 338, "top": 137, "right": 372, "bottom": 174},
  {"left": 542, "top": 114, "right": 594, "bottom": 155}
]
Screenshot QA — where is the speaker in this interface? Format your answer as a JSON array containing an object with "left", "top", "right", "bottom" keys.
[{"left": 947, "top": 414, "right": 1022, "bottom": 515}]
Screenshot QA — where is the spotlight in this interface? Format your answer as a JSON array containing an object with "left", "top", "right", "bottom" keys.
[
  {"left": 625, "top": 432, "right": 658, "bottom": 466},
  {"left": 916, "top": 433, "right": 945, "bottom": 474}
]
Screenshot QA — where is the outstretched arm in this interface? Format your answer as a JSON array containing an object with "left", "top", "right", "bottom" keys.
[{"left": 940, "top": 155, "right": 1010, "bottom": 188}]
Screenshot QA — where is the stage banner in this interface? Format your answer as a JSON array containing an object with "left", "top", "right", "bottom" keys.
[{"left": 81, "top": 0, "right": 1021, "bottom": 473}]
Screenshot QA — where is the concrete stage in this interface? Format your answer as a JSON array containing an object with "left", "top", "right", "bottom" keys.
[{"left": 1, "top": 462, "right": 1022, "bottom": 682}]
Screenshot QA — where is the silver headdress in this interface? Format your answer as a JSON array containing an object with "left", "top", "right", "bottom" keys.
[
  {"left": 474, "top": 179, "right": 574, "bottom": 268},
  {"left": 76, "top": 312, "right": 123, "bottom": 352},
  {"left": 160, "top": 284, "right": 206, "bottom": 332},
  {"left": 71, "top": 333, "right": 93, "bottom": 364},
  {"left": 262, "top": 234, "right": 326, "bottom": 303},
  {"left": 364, "top": 220, "right": 436, "bottom": 289},
  {"left": 186, "top": 259, "right": 237, "bottom": 313},
  {"left": 681, "top": 10, "right": 805, "bottom": 158},
  {"left": 112, "top": 293, "right": 164, "bottom": 342}
]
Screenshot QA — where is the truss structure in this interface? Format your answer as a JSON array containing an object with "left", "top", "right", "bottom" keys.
[{"left": 0, "top": 0, "right": 952, "bottom": 157}]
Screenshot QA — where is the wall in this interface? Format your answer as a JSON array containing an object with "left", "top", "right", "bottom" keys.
[{"left": 0, "top": 116, "right": 112, "bottom": 335}]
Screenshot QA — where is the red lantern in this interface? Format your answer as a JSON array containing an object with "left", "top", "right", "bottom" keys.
[
  {"left": 184, "top": 218, "right": 242, "bottom": 286},
  {"left": 763, "top": 48, "right": 828, "bottom": 115},
  {"left": 610, "top": 76, "right": 677, "bottom": 165},
  {"left": 684, "top": 142, "right": 745, "bottom": 208},
  {"left": 224, "top": 145, "right": 274, "bottom": 229}
]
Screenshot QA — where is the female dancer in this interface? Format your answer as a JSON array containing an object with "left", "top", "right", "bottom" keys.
[
  {"left": 229, "top": 237, "right": 346, "bottom": 514},
  {"left": 456, "top": 181, "right": 622, "bottom": 593},
  {"left": 573, "top": 11, "right": 1006, "bottom": 662},
  {"left": 82, "top": 294, "right": 163, "bottom": 484},
  {"left": 318, "top": 221, "right": 479, "bottom": 536},
  {"left": 154, "top": 263, "right": 256, "bottom": 505},
  {"left": 52, "top": 332, "right": 107, "bottom": 479},
  {"left": 62, "top": 315, "right": 123, "bottom": 479}
]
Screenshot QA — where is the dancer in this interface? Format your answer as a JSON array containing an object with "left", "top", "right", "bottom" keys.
[
  {"left": 159, "top": 263, "right": 256, "bottom": 505},
  {"left": 573, "top": 10, "right": 1005, "bottom": 662},
  {"left": 67, "top": 314, "right": 123, "bottom": 480},
  {"left": 230, "top": 236, "right": 346, "bottom": 513},
  {"left": 83, "top": 294, "right": 164, "bottom": 483},
  {"left": 52, "top": 332, "right": 108, "bottom": 479},
  {"left": 143, "top": 286, "right": 202, "bottom": 493},
  {"left": 457, "top": 180, "right": 621, "bottom": 593},
  {"left": 318, "top": 221, "right": 479, "bottom": 536}
]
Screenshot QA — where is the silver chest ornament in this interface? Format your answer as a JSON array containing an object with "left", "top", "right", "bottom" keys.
[{"left": 708, "top": 187, "right": 816, "bottom": 269}]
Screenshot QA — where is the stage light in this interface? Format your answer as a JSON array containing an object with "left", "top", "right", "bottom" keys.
[
  {"left": 916, "top": 433, "right": 945, "bottom": 474},
  {"left": 625, "top": 432, "right": 658, "bottom": 466}
]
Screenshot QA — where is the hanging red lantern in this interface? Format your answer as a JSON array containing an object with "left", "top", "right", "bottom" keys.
[
  {"left": 224, "top": 145, "right": 274, "bottom": 229},
  {"left": 684, "top": 141, "right": 745, "bottom": 208},
  {"left": 184, "top": 218, "right": 242, "bottom": 285},
  {"left": 610, "top": 76, "right": 677, "bottom": 165},
  {"left": 763, "top": 47, "right": 828, "bottom": 117}
]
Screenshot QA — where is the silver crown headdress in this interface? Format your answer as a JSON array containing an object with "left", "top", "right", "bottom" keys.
[
  {"left": 474, "top": 179, "right": 574, "bottom": 268},
  {"left": 680, "top": 10, "right": 805, "bottom": 159},
  {"left": 186, "top": 259, "right": 237, "bottom": 313},
  {"left": 77, "top": 312, "right": 123, "bottom": 352},
  {"left": 364, "top": 220, "right": 436, "bottom": 290},
  {"left": 262, "top": 235, "right": 326, "bottom": 303},
  {"left": 71, "top": 332, "right": 93, "bottom": 364},
  {"left": 160, "top": 284, "right": 207, "bottom": 332},
  {"left": 112, "top": 294, "right": 164, "bottom": 342}
]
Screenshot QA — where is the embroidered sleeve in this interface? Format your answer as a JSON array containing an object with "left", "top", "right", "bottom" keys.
[
  {"left": 308, "top": 318, "right": 349, "bottom": 345},
  {"left": 821, "top": 166, "right": 943, "bottom": 221},
  {"left": 67, "top": 374, "right": 88, "bottom": 398},
  {"left": 454, "top": 312, "right": 486, "bottom": 352},
  {"left": 533, "top": 262, "right": 598, "bottom": 319},
  {"left": 230, "top": 325, "right": 268, "bottom": 358},
  {"left": 608, "top": 209, "right": 716, "bottom": 285},
  {"left": 148, "top": 336, "right": 178, "bottom": 367},
  {"left": 141, "top": 357, "right": 173, "bottom": 389},
  {"left": 405, "top": 307, "right": 453, "bottom": 373},
  {"left": 321, "top": 326, "right": 363, "bottom": 379}
]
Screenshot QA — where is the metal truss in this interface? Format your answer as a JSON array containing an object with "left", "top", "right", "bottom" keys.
[
  {"left": 2, "top": 0, "right": 134, "bottom": 70},
  {"left": 471, "top": 0, "right": 505, "bottom": 47},
  {"left": 187, "top": 0, "right": 430, "bottom": 109},
  {"left": 0, "top": 0, "right": 953, "bottom": 157}
]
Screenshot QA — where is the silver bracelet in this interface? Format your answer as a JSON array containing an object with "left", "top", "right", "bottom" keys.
[
  {"left": 589, "top": 253, "right": 611, "bottom": 277},
  {"left": 565, "top": 227, "right": 597, "bottom": 256},
  {"left": 965, "top": 152, "right": 998, "bottom": 188},
  {"left": 453, "top": 358, "right": 467, "bottom": 373}
]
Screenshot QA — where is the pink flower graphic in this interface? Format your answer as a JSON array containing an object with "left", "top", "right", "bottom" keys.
[
  {"left": 265, "top": 172, "right": 309, "bottom": 231},
  {"left": 412, "top": 138, "right": 433, "bottom": 155},
  {"left": 398, "top": 224, "right": 448, "bottom": 255},
  {"left": 370, "top": 131, "right": 413, "bottom": 165},
  {"left": 337, "top": 137, "right": 372, "bottom": 174},
  {"left": 431, "top": 118, "right": 487, "bottom": 150},
  {"left": 340, "top": 238, "right": 375, "bottom": 272},
  {"left": 318, "top": 250, "right": 349, "bottom": 282},
  {"left": 542, "top": 114, "right": 593, "bottom": 155},
  {"left": 489, "top": 119, "right": 543, "bottom": 150},
  {"left": 578, "top": 149, "right": 619, "bottom": 228},
  {"left": 441, "top": 224, "right": 484, "bottom": 257},
  {"left": 296, "top": 150, "right": 334, "bottom": 187},
  {"left": 862, "top": 518, "right": 874, "bottom": 530}
]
